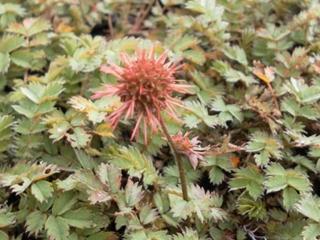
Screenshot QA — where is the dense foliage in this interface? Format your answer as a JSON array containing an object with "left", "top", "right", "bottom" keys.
[{"left": 1, "top": 0, "right": 320, "bottom": 239}]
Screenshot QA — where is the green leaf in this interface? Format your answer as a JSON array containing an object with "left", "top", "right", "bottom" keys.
[
  {"left": 168, "top": 185, "right": 226, "bottom": 223},
  {"left": 0, "top": 3, "right": 25, "bottom": 16},
  {"left": 264, "top": 164, "right": 288, "bottom": 192},
  {"left": 223, "top": 45, "right": 248, "bottom": 65},
  {"left": 285, "top": 78, "right": 320, "bottom": 104},
  {"left": 45, "top": 215, "right": 69, "bottom": 240},
  {"left": 26, "top": 210, "right": 47, "bottom": 235},
  {"left": 209, "top": 167, "right": 225, "bottom": 185},
  {"left": 15, "top": 118, "right": 46, "bottom": 135},
  {"left": 0, "top": 52, "right": 10, "bottom": 73},
  {"left": 68, "top": 95, "right": 114, "bottom": 124},
  {"left": 296, "top": 195, "right": 320, "bottom": 222},
  {"left": 189, "top": 70, "right": 223, "bottom": 103},
  {"left": 11, "top": 49, "right": 33, "bottom": 68},
  {"left": 173, "top": 35, "right": 199, "bottom": 52},
  {"left": 287, "top": 170, "right": 312, "bottom": 192},
  {"left": 246, "top": 131, "right": 282, "bottom": 166},
  {"left": 66, "top": 127, "right": 92, "bottom": 148},
  {"left": 97, "top": 163, "right": 121, "bottom": 193},
  {"left": 115, "top": 215, "right": 128, "bottom": 230},
  {"left": 229, "top": 167, "right": 264, "bottom": 200},
  {"left": 186, "top": 0, "right": 212, "bottom": 13},
  {"left": 254, "top": 151, "right": 270, "bottom": 166},
  {"left": 154, "top": 192, "right": 170, "bottom": 215},
  {"left": 0, "top": 115, "right": 14, "bottom": 152},
  {"left": 7, "top": 18, "right": 50, "bottom": 36},
  {"left": 211, "top": 60, "right": 255, "bottom": 86},
  {"left": 21, "top": 82, "right": 64, "bottom": 104},
  {"left": 0, "top": 162, "right": 59, "bottom": 194},
  {"left": 0, "top": 230, "right": 9, "bottom": 240},
  {"left": 139, "top": 205, "right": 158, "bottom": 225},
  {"left": 109, "top": 146, "right": 158, "bottom": 185},
  {"left": 237, "top": 194, "right": 267, "bottom": 220},
  {"left": 183, "top": 100, "right": 218, "bottom": 128},
  {"left": 68, "top": 36, "right": 105, "bottom": 73},
  {"left": 211, "top": 98, "right": 243, "bottom": 125},
  {"left": 52, "top": 192, "right": 77, "bottom": 216},
  {"left": 282, "top": 187, "right": 299, "bottom": 210},
  {"left": 289, "top": 155, "right": 316, "bottom": 173},
  {"left": 172, "top": 228, "right": 200, "bottom": 240},
  {"left": 13, "top": 100, "right": 52, "bottom": 118},
  {"left": 302, "top": 223, "right": 320, "bottom": 240},
  {"left": 183, "top": 49, "right": 206, "bottom": 65},
  {"left": 281, "top": 97, "right": 320, "bottom": 120},
  {"left": 185, "top": 0, "right": 225, "bottom": 23},
  {"left": 27, "top": 18, "right": 51, "bottom": 36},
  {"left": 31, "top": 180, "right": 53, "bottom": 203},
  {"left": 0, "top": 209, "right": 15, "bottom": 228},
  {"left": 57, "top": 170, "right": 111, "bottom": 204},
  {"left": 61, "top": 208, "right": 94, "bottom": 229},
  {"left": 125, "top": 180, "right": 144, "bottom": 207},
  {"left": 0, "top": 35, "right": 24, "bottom": 52},
  {"left": 74, "top": 149, "right": 96, "bottom": 169},
  {"left": 265, "top": 163, "right": 311, "bottom": 193}
]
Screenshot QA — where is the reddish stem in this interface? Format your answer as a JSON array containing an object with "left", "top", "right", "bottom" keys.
[{"left": 158, "top": 113, "right": 189, "bottom": 201}]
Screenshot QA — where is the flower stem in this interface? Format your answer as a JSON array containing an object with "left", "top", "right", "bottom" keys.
[{"left": 158, "top": 114, "right": 189, "bottom": 201}]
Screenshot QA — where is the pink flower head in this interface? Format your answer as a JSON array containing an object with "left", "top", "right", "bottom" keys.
[
  {"left": 92, "top": 47, "right": 192, "bottom": 143},
  {"left": 171, "top": 132, "right": 209, "bottom": 169}
]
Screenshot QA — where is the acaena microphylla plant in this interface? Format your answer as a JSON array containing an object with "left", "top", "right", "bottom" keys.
[{"left": 92, "top": 47, "right": 192, "bottom": 200}]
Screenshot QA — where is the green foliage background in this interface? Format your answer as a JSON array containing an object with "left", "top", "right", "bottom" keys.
[{"left": 1, "top": 0, "right": 320, "bottom": 239}]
